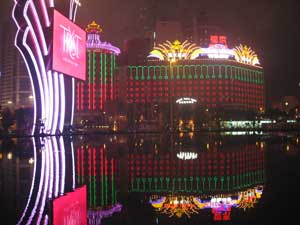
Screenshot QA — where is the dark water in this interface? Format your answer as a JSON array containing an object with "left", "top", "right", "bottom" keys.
[{"left": 0, "top": 132, "right": 300, "bottom": 225}]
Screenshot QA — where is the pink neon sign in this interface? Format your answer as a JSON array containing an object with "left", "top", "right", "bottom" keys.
[
  {"left": 52, "top": 10, "right": 86, "bottom": 81},
  {"left": 53, "top": 185, "right": 87, "bottom": 225}
]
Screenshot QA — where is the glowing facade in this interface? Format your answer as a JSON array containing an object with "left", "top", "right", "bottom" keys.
[
  {"left": 134, "top": 38, "right": 264, "bottom": 112},
  {"left": 76, "top": 21, "right": 120, "bottom": 112},
  {"left": 126, "top": 59, "right": 264, "bottom": 111},
  {"left": 12, "top": 1, "right": 82, "bottom": 223},
  {"left": 12, "top": 0, "right": 86, "bottom": 135},
  {"left": 233, "top": 44, "right": 260, "bottom": 65},
  {"left": 76, "top": 144, "right": 119, "bottom": 208},
  {"left": 150, "top": 186, "right": 263, "bottom": 220},
  {"left": 148, "top": 40, "right": 202, "bottom": 62},
  {"left": 128, "top": 142, "right": 265, "bottom": 193}
]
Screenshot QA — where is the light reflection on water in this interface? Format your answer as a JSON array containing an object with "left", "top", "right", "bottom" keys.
[{"left": 0, "top": 133, "right": 299, "bottom": 225}]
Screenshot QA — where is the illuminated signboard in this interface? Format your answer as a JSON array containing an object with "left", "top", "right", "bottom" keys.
[
  {"left": 177, "top": 152, "right": 198, "bottom": 160},
  {"left": 210, "top": 35, "right": 227, "bottom": 46},
  {"left": 176, "top": 97, "right": 197, "bottom": 104},
  {"left": 148, "top": 40, "right": 201, "bottom": 62},
  {"left": 52, "top": 10, "right": 86, "bottom": 80},
  {"left": 53, "top": 185, "right": 87, "bottom": 225},
  {"left": 202, "top": 44, "right": 234, "bottom": 59}
]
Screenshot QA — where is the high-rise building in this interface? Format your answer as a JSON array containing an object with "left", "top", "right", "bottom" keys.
[
  {"left": 155, "top": 21, "right": 183, "bottom": 45},
  {"left": 75, "top": 21, "right": 120, "bottom": 125},
  {"left": 0, "top": 1, "right": 32, "bottom": 109},
  {"left": 122, "top": 38, "right": 152, "bottom": 65}
]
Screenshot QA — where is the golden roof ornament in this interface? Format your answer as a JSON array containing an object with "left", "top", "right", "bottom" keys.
[{"left": 86, "top": 21, "right": 103, "bottom": 33}]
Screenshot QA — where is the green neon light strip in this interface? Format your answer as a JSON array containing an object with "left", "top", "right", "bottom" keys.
[
  {"left": 101, "top": 174, "right": 104, "bottom": 206},
  {"left": 104, "top": 54, "right": 107, "bottom": 84},
  {"left": 94, "top": 176, "right": 96, "bottom": 207},
  {"left": 111, "top": 54, "right": 113, "bottom": 99},
  {"left": 112, "top": 174, "right": 115, "bottom": 204},
  {"left": 89, "top": 176, "right": 92, "bottom": 207},
  {"left": 130, "top": 170, "right": 264, "bottom": 193},
  {"left": 88, "top": 52, "right": 91, "bottom": 84},
  {"left": 100, "top": 54, "right": 103, "bottom": 106},
  {"left": 105, "top": 175, "right": 108, "bottom": 206},
  {"left": 141, "top": 66, "right": 145, "bottom": 80},
  {"left": 104, "top": 54, "right": 107, "bottom": 101},
  {"left": 92, "top": 52, "right": 95, "bottom": 83},
  {"left": 129, "top": 64, "right": 264, "bottom": 84}
]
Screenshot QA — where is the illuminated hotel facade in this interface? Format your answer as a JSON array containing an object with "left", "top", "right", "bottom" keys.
[
  {"left": 125, "top": 36, "right": 265, "bottom": 115},
  {"left": 74, "top": 134, "right": 265, "bottom": 221},
  {"left": 75, "top": 21, "right": 120, "bottom": 124}
]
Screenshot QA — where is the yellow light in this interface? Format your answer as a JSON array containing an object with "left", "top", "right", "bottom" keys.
[
  {"left": 75, "top": 0, "right": 82, "bottom": 6},
  {"left": 286, "top": 145, "right": 290, "bottom": 151},
  {"left": 86, "top": 21, "right": 103, "bottom": 33},
  {"left": 0, "top": 153, "right": 2, "bottom": 160},
  {"left": 7, "top": 152, "right": 13, "bottom": 160},
  {"left": 260, "top": 142, "right": 264, "bottom": 149},
  {"left": 28, "top": 158, "right": 34, "bottom": 164},
  {"left": 233, "top": 44, "right": 260, "bottom": 65},
  {"left": 151, "top": 195, "right": 201, "bottom": 218},
  {"left": 149, "top": 40, "right": 201, "bottom": 62}
]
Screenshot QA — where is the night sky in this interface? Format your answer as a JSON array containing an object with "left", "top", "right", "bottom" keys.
[
  {"left": 1, "top": 0, "right": 300, "bottom": 105},
  {"left": 76, "top": 0, "right": 300, "bottom": 105}
]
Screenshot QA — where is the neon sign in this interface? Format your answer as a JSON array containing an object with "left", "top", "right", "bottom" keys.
[
  {"left": 210, "top": 35, "right": 227, "bottom": 46},
  {"left": 233, "top": 44, "right": 260, "bottom": 65},
  {"left": 150, "top": 186, "right": 264, "bottom": 219},
  {"left": 60, "top": 24, "right": 82, "bottom": 60},
  {"left": 85, "top": 21, "right": 121, "bottom": 55},
  {"left": 201, "top": 44, "right": 234, "bottom": 59},
  {"left": 148, "top": 40, "right": 202, "bottom": 62},
  {"left": 53, "top": 186, "right": 87, "bottom": 225},
  {"left": 12, "top": 1, "right": 80, "bottom": 224},
  {"left": 52, "top": 10, "right": 86, "bottom": 80},
  {"left": 176, "top": 152, "right": 198, "bottom": 160},
  {"left": 176, "top": 98, "right": 197, "bottom": 104}
]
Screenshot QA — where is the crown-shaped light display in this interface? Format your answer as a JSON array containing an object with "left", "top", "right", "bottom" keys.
[
  {"left": 86, "top": 20, "right": 103, "bottom": 33},
  {"left": 233, "top": 44, "right": 260, "bottom": 65},
  {"left": 148, "top": 40, "right": 202, "bottom": 63}
]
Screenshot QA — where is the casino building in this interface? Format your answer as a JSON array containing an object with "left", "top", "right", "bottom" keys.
[
  {"left": 123, "top": 36, "right": 264, "bottom": 127},
  {"left": 75, "top": 21, "right": 121, "bottom": 125}
]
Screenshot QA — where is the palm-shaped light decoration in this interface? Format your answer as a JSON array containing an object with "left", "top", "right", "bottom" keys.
[
  {"left": 233, "top": 44, "right": 260, "bottom": 65},
  {"left": 149, "top": 40, "right": 202, "bottom": 63}
]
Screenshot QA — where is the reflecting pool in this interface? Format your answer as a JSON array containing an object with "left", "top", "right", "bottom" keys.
[{"left": 1, "top": 132, "right": 300, "bottom": 225}]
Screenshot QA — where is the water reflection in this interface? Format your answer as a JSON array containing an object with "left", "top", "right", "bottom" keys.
[
  {"left": 1, "top": 133, "right": 300, "bottom": 224},
  {"left": 74, "top": 133, "right": 266, "bottom": 224},
  {"left": 0, "top": 136, "right": 76, "bottom": 224}
]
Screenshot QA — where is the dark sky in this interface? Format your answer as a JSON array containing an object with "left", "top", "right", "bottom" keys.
[
  {"left": 76, "top": 0, "right": 300, "bottom": 104},
  {"left": 1, "top": 0, "right": 299, "bottom": 104}
]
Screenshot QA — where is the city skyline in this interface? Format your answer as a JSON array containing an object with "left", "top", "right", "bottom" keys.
[{"left": 0, "top": 0, "right": 299, "bottom": 104}]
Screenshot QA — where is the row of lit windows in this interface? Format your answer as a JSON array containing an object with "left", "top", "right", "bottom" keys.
[
  {"left": 127, "top": 87, "right": 264, "bottom": 93},
  {"left": 127, "top": 80, "right": 264, "bottom": 87},
  {"left": 128, "top": 64, "right": 264, "bottom": 84}
]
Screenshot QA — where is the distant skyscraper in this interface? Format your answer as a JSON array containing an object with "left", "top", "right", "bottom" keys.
[
  {"left": 155, "top": 21, "right": 183, "bottom": 45},
  {"left": 122, "top": 38, "right": 152, "bottom": 65},
  {"left": 0, "top": 2, "right": 32, "bottom": 109}
]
